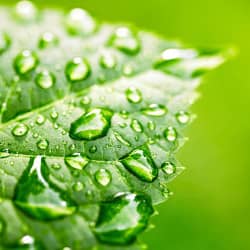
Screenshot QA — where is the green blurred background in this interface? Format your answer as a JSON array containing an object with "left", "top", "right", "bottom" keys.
[{"left": 6, "top": 0, "right": 250, "bottom": 249}]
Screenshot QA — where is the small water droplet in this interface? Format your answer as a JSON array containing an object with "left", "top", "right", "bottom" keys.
[
  {"left": 72, "top": 181, "right": 83, "bottom": 192},
  {"left": 95, "top": 169, "right": 111, "bottom": 186},
  {"left": 125, "top": 87, "right": 142, "bottom": 104},
  {"left": 95, "top": 193, "right": 153, "bottom": 244},
  {"left": 0, "top": 151, "right": 10, "bottom": 158},
  {"left": 70, "top": 108, "right": 113, "bottom": 140},
  {"left": 109, "top": 27, "right": 140, "bottom": 55},
  {"left": 65, "top": 153, "right": 89, "bottom": 170},
  {"left": 65, "top": 57, "right": 91, "bottom": 82},
  {"left": 51, "top": 163, "right": 61, "bottom": 170},
  {"left": 15, "top": 0, "right": 38, "bottom": 22},
  {"left": 119, "top": 110, "right": 129, "bottom": 119},
  {"left": 114, "top": 132, "right": 131, "bottom": 147},
  {"left": 37, "top": 139, "right": 49, "bottom": 150},
  {"left": 121, "top": 147, "right": 158, "bottom": 182},
  {"left": 89, "top": 145, "right": 97, "bottom": 153},
  {"left": 163, "top": 127, "right": 177, "bottom": 142},
  {"left": 147, "top": 121, "right": 156, "bottom": 131},
  {"left": 162, "top": 161, "right": 176, "bottom": 175},
  {"left": 142, "top": 104, "right": 167, "bottom": 117},
  {"left": 123, "top": 64, "right": 134, "bottom": 76},
  {"left": 176, "top": 111, "right": 190, "bottom": 124},
  {"left": 99, "top": 51, "right": 117, "bottom": 69},
  {"left": 131, "top": 119, "right": 143, "bottom": 133},
  {"left": 80, "top": 96, "right": 91, "bottom": 105},
  {"left": 38, "top": 32, "right": 58, "bottom": 49},
  {"left": 19, "top": 235, "right": 34, "bottom": 245},
  {"left": 35, "top": 70, "right": 55, "bottom": 89},
  {"left": 158, "top": 48, "right": 197, "bottom": 62},
  {"left": 36, "top": 114, "right": 45, "bottom": 125},
  {"left": 14, "top": 50, "right": 38, "bottom": 75},
  {"left": 50, "top": 110, "right": 58, "bottom": 120},
  {"left": 12, "top": 123, "right": 29, "bottom": 137},
  {"left": 0, "top": 32, "right": 10, "bottom": 54},
  {"left": 65, "top": 8, "right": 97, "bottom": 36}
]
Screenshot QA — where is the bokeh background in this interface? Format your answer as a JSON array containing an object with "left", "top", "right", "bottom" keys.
[{"left": 5, "top": 0, "right": 250, "bottom": 249}]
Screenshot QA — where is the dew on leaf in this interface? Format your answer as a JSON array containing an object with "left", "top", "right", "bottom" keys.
[
  {"left": 38, "top": 32, "right": 58, "bottom": 49},
  {"left": 95, "top": 168, "right": 112, "bottom": 187},
  {"left": 37, "top": 139, "right": 49, "bottom": 150},
  {"left": 51, "top": 163, "right": 61, "bottom": 170},
  {"left": 14, "top": 156, "right": 76, "bottom": 220},
  {"left": 99, "top": 51, "right": 117, "bottom": 69},
  {"left": 50, "top": 110, "right": 58, "bottom": 120},
  {"left": 19, "top": 235, "right": 34, "bottom": 245},
  {"left": 130, "top": 119, "right": 143, "bottom": 133},
  {"left": 14, "top": 50, "right": 38, "bottom": 75},
  {"left": 162, "top": 161, "right": 176, "bottom": 175},
  {"left": 122, "top": 64, "right": 134, "bottom": 76},
  {"left": 65, "top": 153, "right": 89, "bottom": 170},
  {"left": 65, "top": 8, "right": 97, "bottom": 36},
  {"left": 114, "top": 131, "right": 131, "bottom": 147},
  {"left": 12, "top": 123, "right": 29, "bottom": 137},
  {"left": 69, "top": 108, "right": 113, "bottom": 140},
  {"left": 35, "top": 70, "right": 55, "bottom": 89},
  {"left": 109, "top": 27, "right": 140, "bottom": 55},
  {"left": 72, "top": 181, "right": 83, "bottom": 192},
  {"left": 65, "top": 57, "right": 91, "bottom": 82},
  {"left": 80, "top": 96, "right": 91, "bottom": 105},
  {"left": 163, "top": 126, "right": 177, "bottom": 142},
  {"left": 147, "top": 120, "right": 156, "bottom": 131},
  {"left": 142, "top": 104, "right": 167, "bottom": 117},
  {"left": 36, "top": 114, "right": 45, "bottom": 125},
  {"left": 176, "top": 111, "right": 190, "bottom": 124},
  {"left": 95, "top": 192, "right": 154, "bottom": 245},
  {"left": 89, "top": 145, "right": 97, "bottom": 154},
  {"left": 0, "top": 31, "right": 10, "bottom": 54},
  {"left": 121, "top": 147, "right": 158, "bottom": 182},
  {"left": 15, "top": 0, "right": 38, "bottom": 22},
  {"left": 0, "top": 151, "right": 10, "bottom": 158},
  {"left": 125, "top": 87, "right": 142, "bottom": 104}
]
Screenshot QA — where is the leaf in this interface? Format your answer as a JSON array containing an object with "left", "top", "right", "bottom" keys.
[{"left": 0, "top": 1, "right": 229, "bottom": 249}]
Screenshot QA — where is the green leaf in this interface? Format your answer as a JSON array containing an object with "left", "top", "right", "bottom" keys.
[{"left": 0, "top": 1, "right": 229, "bottom": 249}]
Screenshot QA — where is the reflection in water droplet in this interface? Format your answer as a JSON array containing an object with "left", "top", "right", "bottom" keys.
[
  {"left": 65, "top": 57, "right": 91, "bottom": 82},
  {"left": 125, "top": 87, "right": 142, "bottom": 104},
  {"left": 65, "top": 8, "right": 97, "bottom": 36},
  {"left": 65, "top": 154, "right": 89, "bottom": 170},
  {"left": 162, "top": 161, "right": 176, "bottom": 175},
  {"left": 131, "top": 119, "right": 143, "bottom": 133},
  {"left": 14, "top": 156, "right": 76, "bottom": 220},
  {"left": 37, "top": 139, "right": 49, "bottom": 150},
  {"left": 176, "top": 111, "right": 190, "bottom": 124},
  {"left": 12, "top": 123, "right": 29, "bottom": 137},
  {"left": 163, "top": 126, "right": 177, "bottom": 142},
  {"left": 35, "top": 70, "right": 55, "bottom": 89},
  {"left": 99, "top": 51, "right": 117, "bottom": 69},
  {"left": 142, "top": 104, "right": 167, "bottom": 117},
  {"left": 14, "top": 50, "right": 39, "bottom": 75},
  {"left": 95, "top": 169, "right": 111, "bottom": 186},
  {"left": 0, "top": 32, "right": 11, "bottom": 54},
  {"left": 19, "top": 235, "right": 34, "bottom": 245},
  {"left": 15, "top": 0, "right": 38, "bottom": 22},
  {"left": 159, "top": 48, "right": 197, "bottom": 62},
  {"left": 95, "top": 192, "right": 153, "bottom": 245},
  {"left": 121, "top": 147, "right": 158, "bottom": 182},
  {"left": 109, "top": 27, "right": 140, "bottom": 55},
  {"left": 38, "top": 32, "right": 58, "bottom": 49},
  {"left": 70, "top": 108, "right": 113, "bottom": 140}
]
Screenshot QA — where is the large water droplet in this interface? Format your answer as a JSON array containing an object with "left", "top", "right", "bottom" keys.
[
  {"left": 131, "top": 119, "right": 143, "bottom": 133},
  {"left": 35, "top": 70, "right": 55, "bottom": 89},
  {"left": 162, "top": 161, "right": 176, "bottom": 175},
  {"left": 109, "top": 27, "right": 140, "bottom": 55},
  {"left": 12, "top": 123, "right": 29, "bottom": 137},
  {"left": 65, "top": 153, "right": 89, "bottom": 170},
  {"left": 121, "top": 147, "right": 158, "bottom": 182},
  {"left": 0, "top": 32, "right": 10, "bottom": 54},
  {"left": 95, "top": 192, "right": 154, "bottom": 245},
  {"left": 14, "top": 50, "right": 38, "bottom": 75},
  {"left": 14, "top": 156, "right": 76, "bottom": 220},
  {"left": 37, "top": 139, "right": 49, "bottom": 150},
  {"left": 15, "top": 0, "right": 38, "bottom": 22},
  {"left": 99, "top": 51, "right": 117, "bottom": 69},
  {"left": 95, "top": 169, "right": 111, "bottom": 186},
  {"left": 142, "top": 104, "right": 167, "bottom": 117},
  {"left": 163, "top": 126, "right": 177, "bottom": 142},
  {"left": 65, "top": 57, "right": 91, "bottom": 82},
  {"left": 65, "top": 8, "right": 97, "bottom": 36},
  {"left": 70, "top": 108, "right": 113, "bottom": 140},
  {"left": 176, "top": 111, "right": 190, "bottom": 124},
  {"left": 38, "top": 32, "right": 58, "bottom": 49},
  {"left": 125, "top": 87, "right": 142, "bottom": 104}
]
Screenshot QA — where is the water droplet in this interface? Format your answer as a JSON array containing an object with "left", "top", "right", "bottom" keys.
[
  {"left": 121, "top": 147, "right": 158, "bottom": 182},
  {"left": 95, "top": 193, "right": 153, "bottom": 244},
  {"left": 70, "top": 108, "right": 113, "bottom": 140},
  {"left": 38, "top": 32, "right": 58, "bottom": 49},
  {"left": 0, "top": 151, "right": 10, "bottom": 158},
  {"left": 72, "top": 181, "right": 83, "bottom": 192},
  {"left": 123, "top": 64, "right": 134, "bottom": 76},
  {"left": 65, "top": 57, "right": 91, "bottom": 82},
  {"left": 89, "top": 145, "right": 97, "bottom": 153},
  {"left": 14, "top": 50, "right": 39, "bottom": 75},
  {"left": 14, "top": 156, "right": 76, "bottom": 220},
  {"left": 36, "top": 114, "right": 45, "bottom": 125},
  {"left": 131, "top": 119, "right": 143, "bottom": 133},
  {"left": 15, "top": 0, "right": 38, "bottom": 22},
  {"left": 147, "top": 121, "right": 156, "bottom": 131},
  {"left": 50, "top": 110, "right": 58, "bottom": 120},
  {"left": 51, "top": 163, "right": 61, "bottom": 170},
  {"left": 142, "top": 104, "right": 167, "bottom": 117},
  {"left": 12, "top": 123, "right": 29, "bottom": 137},
  {"left": 176, "top": 111, "right": 190, "bottom": 124},
  {"left": 99, "top": 51, "right": 117, "bottom": 69},
  {"left": 19, "top": 235, "right": 34, "bottom": 245},
  {"left": 0, "top": 32, "right": 10, "bottom": 54},
  {"left": 163, "top": 127, "right": 177, "bottom": 142},
  {"left": 119, "top": 110, "right": 129, "bottom": 119},
  {"left": 114, "top": 132, "right": 131, "bottom": 147},
  {"left": 80, "top": 96, "right": 91, "bottom": 105},
  {"left": 162, "top": 161, "right": 176, "bottom": 175},
  {"left": 65, "top": 154, "right": 89, "bottom": 170},
  {"left": 109, "top": 27, "right": 140, "bottom": 55},
  {"left": 95, "top": 169, "right": 111, "bottom": 186},
  {"left": 125, "top": 87, "right": 142, "bottom": 104},
  {"left": 37, "top": 139, "right": 49, "bottom": 150},
  {"left": 65, "top": 8, "right": 97, "bottom": 36},
  {"left": 35, "top": 70, "right": 55, "bottom": 89}
]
